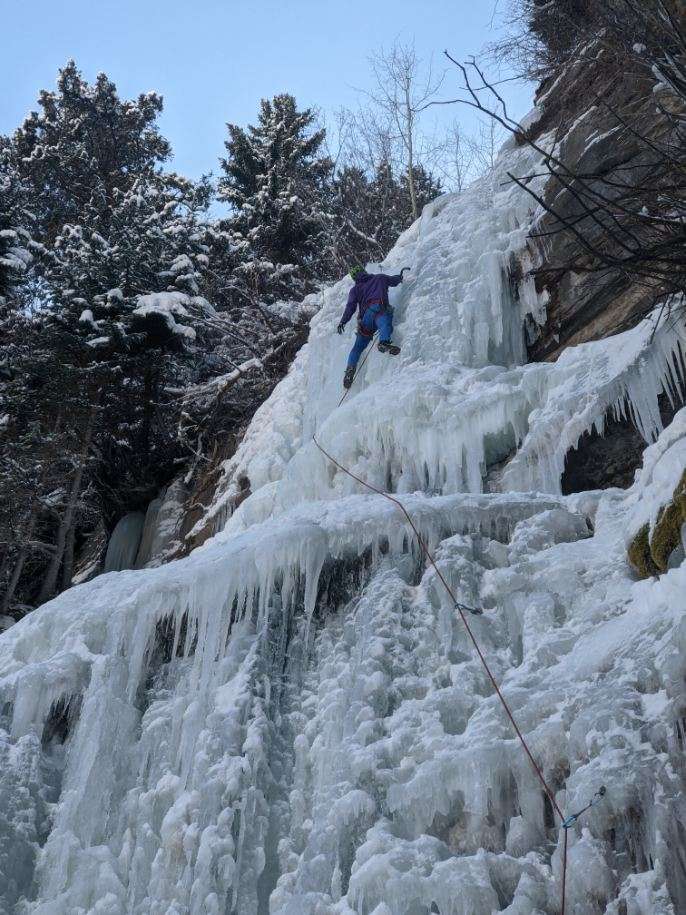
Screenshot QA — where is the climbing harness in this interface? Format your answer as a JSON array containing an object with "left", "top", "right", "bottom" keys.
[
  {"left": 357, "top": 305, "right": 379, "bottom": 337},
  {"left": 312, "top": 337, "right": 608, "bottom": 914},
  {"left": 357, "top": 300, "right": 385, "bottom": 338},
  {"left": 357, "top": 319, "right": 375, "bottom": 338}
]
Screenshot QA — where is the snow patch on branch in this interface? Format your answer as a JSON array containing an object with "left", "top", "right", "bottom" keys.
[{"left": 133, "top": 291, "right": 196, "bottom": 340}]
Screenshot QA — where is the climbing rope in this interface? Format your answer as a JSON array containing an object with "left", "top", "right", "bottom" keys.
[
  {"left": 335, "top": 332, "right": 378, "bottom": 408},
  {"left": 311, "top": 339, "right": 607, "bottom": 914}
]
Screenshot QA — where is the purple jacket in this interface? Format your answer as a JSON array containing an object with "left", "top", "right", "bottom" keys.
[{"left": 340, "top": 271, "right": 403, "bottom": 326}]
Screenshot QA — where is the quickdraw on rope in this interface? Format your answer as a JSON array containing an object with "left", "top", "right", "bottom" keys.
[
  {"left": 560, "top": 786, "right": 607, "bottom": 912},
  {"left": 561, "top": 787, "right": 607, "bottom": 830},
  {"left": 312, "top": 339, "right": 607, "bottom": 914}
]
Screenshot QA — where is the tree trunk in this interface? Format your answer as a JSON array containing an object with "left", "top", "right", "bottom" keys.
[
  {"left": 0, "top": 543, "right": 11, "bottom": 587},
  {"left": 1, "top": 511, "right": 37, "bottom": 614},
  {"left": 2, "top": 407, "right": 64, "bottom": 614},
  {"left": 142, "top": 363, "right": 154, "bottom": 457},
  {"left": 61, "top": 524, "right": 75, "bottom": 592},
  {"left": 37, "top": 402, "right": 98, "bottom": 606},
  {"left": 405, "top": 85, "right": 418, "bottom": 220}
]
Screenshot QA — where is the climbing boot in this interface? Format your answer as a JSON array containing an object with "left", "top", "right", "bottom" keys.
[
  {"left": 343, "top": 366, "right": 355, "bottom": 389},
  {"left": 378, "top": 340, "right": 401, "bottom": 355}
]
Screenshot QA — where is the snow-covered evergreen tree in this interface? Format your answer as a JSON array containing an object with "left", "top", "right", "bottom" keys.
[
  {"left": 400, "top": 163, "right": 441, "bottom": 221},
  {"left": 218, "top": 93, "right": 333, "bottom": 301},
  {"left": 8, "top": 61, "right": 216, "bottom": 373},
  {"left": 43, "top": 172, "right": 214, "bottom": 357},
  {"left": 11, "top": 61, "right": 171, "bottom": 244},
  {"left": 1, "top": 62, "right": 225, "bottom": 611},
  {"left": 0, "top": 148, "right": 48, "bottom": 616},
  {"left": 330, "top": 160, "right": 441, "bottom": 267},
  {"left": 0, "top": 147, "right": 33, "bottom": 304}
]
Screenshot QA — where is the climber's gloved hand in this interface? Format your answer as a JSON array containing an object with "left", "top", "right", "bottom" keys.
[{"left": 337, "top": 322, "right": 345, "bottom": 335}]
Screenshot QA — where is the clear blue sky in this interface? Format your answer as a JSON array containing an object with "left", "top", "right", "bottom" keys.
[{"left": 0, "top": 0, "right": 533, "bottom": 180}]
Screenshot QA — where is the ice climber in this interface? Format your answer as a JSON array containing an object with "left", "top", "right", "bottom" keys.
[{"left": 337, "top": 265, "right": 410, "bottom": 389}]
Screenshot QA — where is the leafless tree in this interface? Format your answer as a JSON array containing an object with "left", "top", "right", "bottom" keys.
[
  {"left": 429, "top": 116, "right": 508, "bottom": 192},
  {"left": 436, "top": 0, "right": 686, "bottom": 331},
  {"left": 430, "top": 121, "right": 471, "bottom": 192},
  {"left": 436, "top": 118, "right": 505, "bottom": 187},
  {"left": 324, "top": 107, "right": 356, "bottom": 178},
  {"left": 468, "top": 118, "right": 506, "bottom": 174},
  {"left": 336, "top": 104, "right": 401, "bottom": 178},
  {"left": 364, "top": 41, "right": 445, "bottom": 219}
]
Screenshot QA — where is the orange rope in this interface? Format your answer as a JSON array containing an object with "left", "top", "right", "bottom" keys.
[{"left": 314, "top": 337, "right": 569, "bottom": 912}]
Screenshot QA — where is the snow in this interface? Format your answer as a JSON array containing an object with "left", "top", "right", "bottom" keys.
[
  {"left": 1, "top": 125, "right": 685, "bottom": 914},
  {"left": 133, "top": 291, "right": 197, "bottom": 340},
  {"left": 0, "top": 228, "right": 32, "bottom": 275},
  {"left": 627, "top": 407, "right": 686, "bottom": 536},
  {"left": 78, "top": 308, "right": 97, "bottom": 327},
  {"left": 166, "top": 254, "right": 195, "bottom": 275}
]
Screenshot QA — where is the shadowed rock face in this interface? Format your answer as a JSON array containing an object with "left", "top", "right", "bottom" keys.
[
  {"left": 561, "top": 414, "right": 648, "bottom": 494},
  {"left": 519, "top": 44, "right": 681, "bottom": 363},
  {"left": 562, "top": 396, "right": 682, "bottom": 494}
]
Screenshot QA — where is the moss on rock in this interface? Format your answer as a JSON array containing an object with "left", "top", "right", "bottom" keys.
[
  {"left": 628, "top": 523, "right": 659, "bottom": 579},
  {"left": 628, "top": 470, "right": 686, "bottom": 578},
  {"left": 650, "top": 471, "right": 686, "bottom": 572}
]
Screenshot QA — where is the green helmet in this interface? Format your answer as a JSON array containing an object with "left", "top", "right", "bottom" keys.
[{"left": 349, "top": 264, "right": 364, "bottom": 280}]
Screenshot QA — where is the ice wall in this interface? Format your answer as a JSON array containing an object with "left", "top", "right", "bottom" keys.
[
  {"left": 104, "top": 513, "right": 146, "bottom": 573},
  {"left": 1, "top": 121, "right": 685, "bottom": 915},
  {"left": 196, "top": 149, "right": 685, "bottom": 537}
]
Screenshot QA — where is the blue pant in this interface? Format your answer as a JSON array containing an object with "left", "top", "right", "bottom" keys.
[{"left": 347, "top": 307, "right": 393, "bottom": 368}]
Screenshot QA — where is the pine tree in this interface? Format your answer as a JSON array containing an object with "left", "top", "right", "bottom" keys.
[
  {"left": 329, "top": 160, "right": 441, "bottom": 268},
  {"left": 8, "top": 61, "right": 211, "bottom": 375},
  {"left": 0, "top": 344, "right": 66, "bottom": 615},
  {"left": 0, "top": 147, "right": 47, "bottom": 615},
  {"left": 218, "top": 94, "right": 333, "bottom": 302},
  {"left": 0, "top": 147, "right": 33, "bottom": 304},
  {"left": 2, "top": 62, "right": 223, "bottom": 610},
  {"left": 11, "top": 61, "right": 171, "bottom": 244},
  {"left": 0, "top": 287, "right": 74, "bottom": 617}
]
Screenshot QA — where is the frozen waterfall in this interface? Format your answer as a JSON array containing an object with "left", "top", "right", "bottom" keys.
[{"left": 1, "top": 125, "right": 685, "bottom": 915}]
